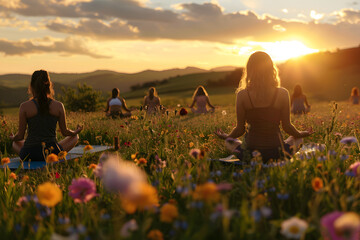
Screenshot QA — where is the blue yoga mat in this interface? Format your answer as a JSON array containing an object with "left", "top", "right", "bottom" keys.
[{"left": 1, "top": 145, "right": 111, "bottom": 170}]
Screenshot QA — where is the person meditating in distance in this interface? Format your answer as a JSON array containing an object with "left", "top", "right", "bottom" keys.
[
  {"left": 291, "top": 84, "right": 310, "bottom": 115},
  {"left": 105, "top": 88, "right": 132, "bottom": 118},
  {"left": 10, "top": 70, "right": 83, "bottom": 161},
  {"left": 349, "top": 87, "right": 359, "bottom": 105},
  {"left": 189, "top": 85, "right": 215, "bottom": 114},
  {"left": 143, "top": 87, "right": 161, "bottom": 115},
  {"left": 215, "top": 52, "right": 313, "bottom": 162}
]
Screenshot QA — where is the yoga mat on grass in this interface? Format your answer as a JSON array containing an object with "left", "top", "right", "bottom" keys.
[{"left": 2, "top": 145, "right": 112, "bottom": 170}]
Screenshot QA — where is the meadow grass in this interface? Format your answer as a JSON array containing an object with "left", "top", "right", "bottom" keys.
[{"left": 0, "top": 101, "right": 360, "bottom": 239}]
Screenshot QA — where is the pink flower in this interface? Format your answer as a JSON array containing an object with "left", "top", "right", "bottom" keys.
[
  {"left": 321, "top": 211, "right": 344, "bottom": 240},
  {"left": 346, "top": 162, "right": 360, "bottom": 177},
  {"left": 68, "top": 178, "right": 98, "bottom": 203}
]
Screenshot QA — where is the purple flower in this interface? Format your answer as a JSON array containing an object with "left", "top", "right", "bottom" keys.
[
  {"left": 346, "top": 162, "right": 360, "bottom": 177},
  {"left": 68, "top": 178, "right": 98, "bottom": 203},
  {"left": 321, "top": 211, "right": 344, "bottom": 240},
  {"left": 340, "top": 136, "right": 358, "bottom": 145}
]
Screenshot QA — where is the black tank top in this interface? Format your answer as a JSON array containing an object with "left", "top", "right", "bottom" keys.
[
  {"left": 245, "top": 88, "right": 283, "bottom": 149},
  {"left": 23, "top": 99, "right": 58, "bottom": 147}
]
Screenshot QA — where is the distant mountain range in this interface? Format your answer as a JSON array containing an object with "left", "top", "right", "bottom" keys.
[{"left": 0, "top": 66, "right": 237, "bottom": 93}]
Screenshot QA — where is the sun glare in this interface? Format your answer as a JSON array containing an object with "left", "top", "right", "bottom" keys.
[{"left": 247, "top": 40, "right": 319, "bottom": 61}]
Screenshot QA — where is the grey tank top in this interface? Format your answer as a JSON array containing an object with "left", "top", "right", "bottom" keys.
[{"left": 23, "top": 99, "right": 58, "bottom": 147}]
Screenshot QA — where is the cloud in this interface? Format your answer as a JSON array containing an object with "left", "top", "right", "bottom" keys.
[
  {"left": 0, "top": 12, "right": 38, "bottom": 30},
  {"left": 47, "top": 18, "right": 138, "bottom": 40},
  {"left": 1, "top": 1, "right": 360, "bottom": 50},
  {"left": 335, "top": 8, "right": 360, "bottom": 24},
  {"left": 0, "top": 36, "right": 110, "bottom": 58}
]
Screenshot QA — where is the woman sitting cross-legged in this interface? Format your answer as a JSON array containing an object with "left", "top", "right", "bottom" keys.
[
  {"left": 143, "top": 87, "right": 161, "bottom": 115},
  {"left": 10, "top": 70, "right": 83, "bottom": 162},
  {"left": 189, "top": 85, "right": 215, "bottom": 114},
  {"left": 215, "top": 52, "right": 313, "bottom": 162},
  {"left": 105, "top": 88, "right": 132, "bottom": 118}
]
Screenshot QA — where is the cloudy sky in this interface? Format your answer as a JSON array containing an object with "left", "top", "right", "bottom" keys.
[{"left": 0, "top": 0, "right": 359, "bottom": 74}]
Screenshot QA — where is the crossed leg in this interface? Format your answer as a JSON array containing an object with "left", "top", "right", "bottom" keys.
[{"left": 58, "top": 135, "right": 79, "bottom": 152}]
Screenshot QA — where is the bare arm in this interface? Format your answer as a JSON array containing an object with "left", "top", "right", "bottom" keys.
[
  {"left": 143, "top": 96, "right": 148, "bottom": 108},
  {"left": 10, "top": 103, "right": 27, "bottom": 141},
  {"left": 281, "top": 90, "right": 311, "bottom": 138},
  {"left": 206, "top": 96, "right": 215, "bottom": 109},
  {"left": 121, "top": 98, "right": 131, "bottom": 112},
  {"left": 58, "top": 103, "right": 82, "bottom": 137},
  {"left": 216, "top": 92, "right": 246, "bottom": 139},
  {"left": 304, "top": 95, "right": 310, "bottom": 108},
  {"left": 189, "top": 98, "right": 196, "bottom": 108}
]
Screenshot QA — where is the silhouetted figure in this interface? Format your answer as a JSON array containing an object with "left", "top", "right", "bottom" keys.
[
  {"left": 215, "top": 52, "right": 312, "bottom": 162},
  {"left": 291, "top": 85, "right": 310, "bottom": 114},
  {"left": 189, "top": 85, "right": 215, "bottom": 114},
  {"left": 105, "top": 88, "right": 132, "bottom": 118},
  {"left": 143, "top": 87, "right": 162, "bottom": 115},
  {"left": 10, "top": 70, "right": 83, "bottom": 161},
  {"left": 350, "top": 87, "right": 360, "bottom": 105}
]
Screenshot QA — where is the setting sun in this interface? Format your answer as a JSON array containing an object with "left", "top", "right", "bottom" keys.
[{"left": 253, "top": 41, "right": 319, "bottom": 61}]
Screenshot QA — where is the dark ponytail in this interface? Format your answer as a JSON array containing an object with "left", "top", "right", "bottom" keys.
[
  {"left": 149, "top": 87, "right": 156, "bottom": 100},
  {"left": 30, "top": 70, "right": 54, "bottom": 114},
  {"left": 112, "top": 88, "right": 120, "bottom": 98}
]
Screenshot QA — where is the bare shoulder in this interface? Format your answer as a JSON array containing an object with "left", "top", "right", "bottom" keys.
[
  {"left": 20, "top": 99, "right": 33, "bottom": 108},
  {"left": 236, "top": 89, "right": 248, "bottom": 100},
  {"left": 277, "top": 87, "right": 290, "bottom": 98},
  {"left": 50, "top": 99, "right": 64, "bottom": 107}
]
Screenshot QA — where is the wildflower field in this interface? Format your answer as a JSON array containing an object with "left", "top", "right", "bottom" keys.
[{"left": 1, "top": 101, "right": 360, "bottom": 240}]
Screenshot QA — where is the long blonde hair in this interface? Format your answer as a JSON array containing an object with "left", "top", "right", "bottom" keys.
[
  {"left": 192, "top": 85, "right": 209, "bottom": 100},
  {"left": 238, "top": 51, "right": 280, "bottom": 98}
]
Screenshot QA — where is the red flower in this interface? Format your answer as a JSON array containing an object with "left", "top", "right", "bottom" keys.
[{"left": 179, "top": 108, "right": 188, "bottom": 116}]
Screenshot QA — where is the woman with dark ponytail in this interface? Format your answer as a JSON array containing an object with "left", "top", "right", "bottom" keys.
[
  {"left": 10, "top": 70, "right": 83, "bottom": 161},
  {"left": 105, "top": 88, "right": 132, "bottom": 118},
  {"left": 143, "top": 87, "right": 161, "bottom": 115}
]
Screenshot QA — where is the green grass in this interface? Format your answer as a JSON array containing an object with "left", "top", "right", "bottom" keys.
[{"left": 1, "top": 100, "right": 360, "bottom": 239}]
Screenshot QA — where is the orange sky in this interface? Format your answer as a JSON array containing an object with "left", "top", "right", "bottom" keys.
[{"left": 0, "top": 0, "right": 359, "bottom": 74}]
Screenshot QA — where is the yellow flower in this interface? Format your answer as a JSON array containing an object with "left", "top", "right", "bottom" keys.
[
  {"left": 160, "top": 203, "right": 179, "bottom": 223},
  {"left": 88, "top": 163, "right": 97, "bottom": 170},
  {"left": 147, "top": 230, "right": 163, "bottom": 240},
  {"left": 131, "top": 115, "right": 138, "bottom": 120},
  {"left": 36, "top": 182, "right": 63, "bottom": 207},
  {"left": 1, "top": 157, "right": 10, "bottom": 165},
  {"left": 57, "top": 151, "right": 67, "bottom": 160},
  {"left": 121, "top": 182, "right": 159, "bottom": 214},
  {"left": 9, "top": 172, "right": 17, "bottom": 180},
  {"left": 193, "top": 182, "right": 220, "bottom": 203},
  {"left": 199, "top": 133, "right": 205, "bottom": 138},
  {"left": 46, "top": 153, "right": 59, "bottom": 163},
  {"left": 311, "top": 177, "right": 323, "bottom": 192},
  {"left": 74, "top": 158, "right": 79, "bottom": 163},
  {"left": 131, "top": 153, "right": 138, "bottom": 160},
  {"left": 188, "top": 142, "right": 194, "bottom": 148}
]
